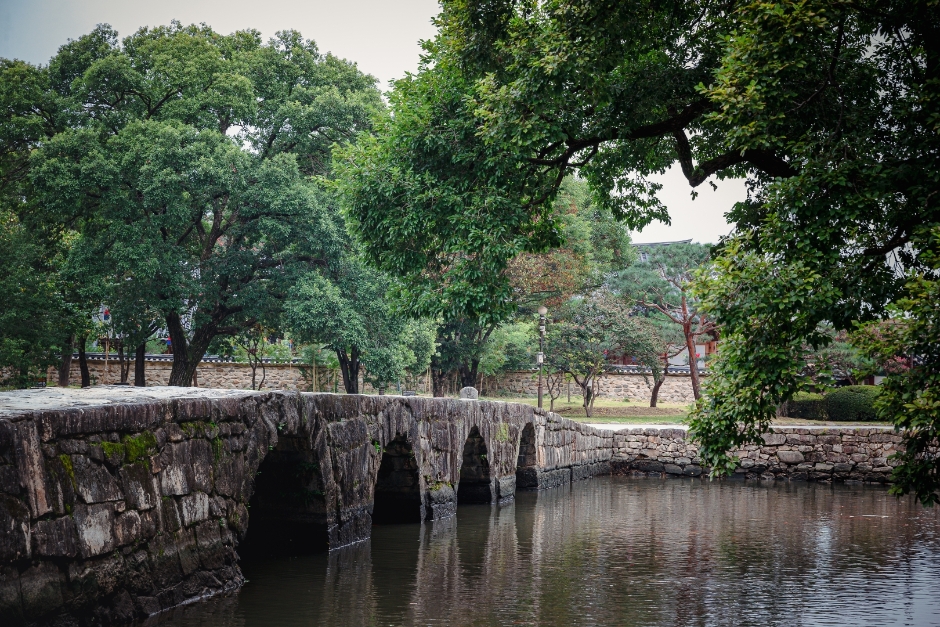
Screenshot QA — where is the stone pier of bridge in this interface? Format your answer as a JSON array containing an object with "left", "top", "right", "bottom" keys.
[{"left": 0, "top": 388, "right": 612, "bottom": 626}]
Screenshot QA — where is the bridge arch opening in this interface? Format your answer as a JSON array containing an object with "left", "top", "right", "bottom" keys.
[
  {"left": 238, "top": 437, "right": 329, "bottom": 560},
  {"left": 458, "top": 426, "right": 492, "bottom": 504},
  {"left": 516, "top": 423, "right": 538, "bottom": 489},
  {"left": 372, "top": 435, "right": 422, "bottom": 524}
]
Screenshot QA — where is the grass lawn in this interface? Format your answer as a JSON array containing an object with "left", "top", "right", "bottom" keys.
[
  {"left": 484, "top": 396, "right": 690, "bottom": 424},
  {"left": 480, "top": 395, "right": 892, "bottom": 427}
]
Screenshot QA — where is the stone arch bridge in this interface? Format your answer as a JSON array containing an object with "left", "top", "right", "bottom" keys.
[{"left": 0, "top": 387, "right": 612, "bottom": 625}]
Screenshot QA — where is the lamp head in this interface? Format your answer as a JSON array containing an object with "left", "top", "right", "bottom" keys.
[{"left": 537, "top": 306, "right": 548, "bottom": 316}]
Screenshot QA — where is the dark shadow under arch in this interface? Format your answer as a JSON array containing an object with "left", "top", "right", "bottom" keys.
[
  {"left": 516, "top": 423, "right": 538, "bottom": 489},
  {"left": 372, "top": 435, "right": 422, "bottom": 524},
  {"left": 238, "top": 437, "right": 329, "bottom": 560},
  {"left": 458, "top": 426, "right": 492, "bottom": 504}
]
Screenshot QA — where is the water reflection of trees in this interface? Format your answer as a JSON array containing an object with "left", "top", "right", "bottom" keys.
[{"left": 155, "top": 478, "right": 940, "bottom": 627}]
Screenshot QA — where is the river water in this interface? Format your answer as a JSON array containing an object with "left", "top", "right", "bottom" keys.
[{"left": 149, "top": 477, "right": 940, "bottom": 627}]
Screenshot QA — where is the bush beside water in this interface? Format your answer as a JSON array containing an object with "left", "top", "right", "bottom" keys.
[
  {"left": 782, "top": 386, "right": 882, "bottom": 421},
  {"left": 825, "top": 385, "right": 881, "bottom": 422},
  {"left": 785, "top": 392, "right": 827, "bottom": 420}
]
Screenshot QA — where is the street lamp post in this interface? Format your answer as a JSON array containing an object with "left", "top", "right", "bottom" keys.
[{"left": 537, "top": 306, "right": 547, "bottom": 409}]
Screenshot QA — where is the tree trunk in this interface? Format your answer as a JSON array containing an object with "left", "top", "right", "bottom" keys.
[
  {"left": 582, "top": 378, "right": 594, "bottom": 417},
  {"left": 685, "top": 330, "right": 701, "bottom": 400},
  {"left": 134, "top": 343, "right": 146, "bottom": 387},
  {"left": 650, "top": 354, "right": 670, "bottom": 407},
  {"left": 58, "top": 335, "right": 74, "bottom": 387},
  {"left": 118, "top": 343, "right": 131, "bottom": 384},
  {"left": 458, "top": 359, "right": 479, "bottom": 389},
  {"left": 166, "top": 313, "right": 215, "bottom": 387},
  {"left": 336, "top": 347, "right": 360, "bottom": 394},
  {"left": 650, "top": 376, "right": 664, "bottom": 407},
  {"left": 78, "top": 336, "right": 90, "bottom": 387},
  {"left": 583, "top": 386, "right": 593, "bottom": 417},
  {"left": 431, "top": 368, "right": 447, "bottom": 397}
]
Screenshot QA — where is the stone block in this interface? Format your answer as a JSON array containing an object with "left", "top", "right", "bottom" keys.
[
  {"left": 0, "top": 465, "right": 19, "bottom": 495},
  {"left": 157, "top": 442, "right": 191, "bottom": 496},
  {"left": 683, "top": 465, "right": 703, "bottom": 477},
  {"left": 194, "top": 520, "right": 226, "bottom": 570},
  {"left": 832, "top": 463, "right": 854, "bottom": 473},
  {"left": 31, "top": 516, "right": 78, "bottom": 558},
  {"left": 0, "top": 495, "right": 31, "bottom": 561},
  {"left": 119, "top": 462, "right": 157, "bottom": 511},
  {"left": 66, "top": 553, "right": 126, "bottom": 610},
  {"left": 11, "top": 421, "right": 52, "bottom": 518},
  {"left": 180, "top": 492, "right": 210, "bottom": 527},
  {"left": 18, "top": 562, "right": 64, "bottom": 622},
  {"left": 777, "top": 451, "right": 804, "bottom": 464},
  {"left": 632, "top": 459, "right": 664, "bottom": 473},
  {"left": 814, "top": 463, "right": 834, "bottom": 472},
  {"left": 71, "top": 455, "right": 123, "bottom": 504},
  {"left": 187, "top": 439, "right": 214, "bottom": 493},
  {"left": 0, "top": 565, "right": 22, "bottom": 625},
  {"left": 73, "top": 503, "right": 116, "bottom": 558},
  {"left": 115, "top": 510, "right": 142, "bottom": 547},
  {"left": 663, "top": 464, "right": 683, "bottom": 475}
]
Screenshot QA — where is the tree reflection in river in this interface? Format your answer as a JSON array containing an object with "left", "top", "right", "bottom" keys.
[{"left": 148, "top": 477, "right": 940, "bottom": 627}]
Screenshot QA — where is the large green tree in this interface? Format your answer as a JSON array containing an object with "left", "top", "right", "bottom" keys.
[
  {"left": 339, "top": 0, "right": 939, "bottom": 497},
  {"left": 685, "top": 0, "right": 940, "bottom": 493},
  {"left": 4, "top": 23, "right": 381, "bottom": 385}
]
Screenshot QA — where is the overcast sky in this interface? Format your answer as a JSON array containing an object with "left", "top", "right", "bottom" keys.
[{"left": 0, "top": 0, "right": 744, "bottom": 244}]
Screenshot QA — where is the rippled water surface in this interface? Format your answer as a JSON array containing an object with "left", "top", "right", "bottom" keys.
[{"left": 150, "top": 477, "right": 940, "bottom": 627}]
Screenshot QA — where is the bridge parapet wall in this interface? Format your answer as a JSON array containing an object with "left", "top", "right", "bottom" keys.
[{"left": 0, "top": 387, "right": 607, "bottom": 626}]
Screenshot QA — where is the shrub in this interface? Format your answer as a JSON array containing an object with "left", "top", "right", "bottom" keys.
[
  {"left": 783, "top": 392, "right": 827, "bottom": 419},
  {"left": 825, "top": 385, "right": 881, "bottom": 422}
]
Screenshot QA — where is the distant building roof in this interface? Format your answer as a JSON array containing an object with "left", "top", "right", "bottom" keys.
[
  {"left": 634, "top": 239, "right": 693, "bottom": 262},
  {"left": 633, "top": 239, "right": 693, "bottom": 247}
]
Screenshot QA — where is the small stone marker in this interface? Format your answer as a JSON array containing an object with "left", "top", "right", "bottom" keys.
[
  {"left": 459, "top": 387, "right": 479, "bottom": 400},
  {"left": 402, "top": 391, "right": 417, "bottom": 397}
]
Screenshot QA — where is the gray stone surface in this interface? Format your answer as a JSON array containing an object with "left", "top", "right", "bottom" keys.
[
  {"left": 459, "top": 387, "right": 479, "bottom": 400},
  {"left": 609, "top": 426, "right": 905, "bottom": 484},
  {"left": 0, "top": 387, "right": 614, "bottom": 626}
]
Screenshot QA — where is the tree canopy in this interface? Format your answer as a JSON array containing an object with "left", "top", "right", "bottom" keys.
[
  {"left": 1, "top": 23, "right": 382, "bottom": 385},
  {"left": 612, "top": 242, "right": 715, "bottom": 399},
  {"left": 337, "top": 0, "right": 940, "bottom": 499},
  {"left": 546, "top": 293, "right": 661, "bottom": 417}
]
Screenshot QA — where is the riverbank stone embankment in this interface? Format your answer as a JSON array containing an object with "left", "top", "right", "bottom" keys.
[{"left": 608, "top": 426, "right": 900, "bottom": 482}]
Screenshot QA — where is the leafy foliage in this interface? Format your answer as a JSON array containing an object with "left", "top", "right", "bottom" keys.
[
  {"left": 3, "top": 23, "right": 381, "bottom": 385},
  {"left": 612, "top": 242, "right": 714, "bottom": 399},
  {"left": 784, "top": 392, "right": 827, "bottom": 420},
  {"left": 0, "top": 210, "right": 67, "bottom": 385},
  {"left": 285, "top": 257, "right": 412, "bottom": 394},
  {"left": 825, "top": 386, "right": 881, "bottom": 423},
  {"left": 688, "top": 236, "right": 840, "bottom": 476},
  {"left": 479, "top": 321, "right": 535, "bottom": 379},
  {"left": 546, "top": 293, "right": 661, "bottom": 416},
  {"left": 853, "top": 228, "right": 940, "bottom": 505}
]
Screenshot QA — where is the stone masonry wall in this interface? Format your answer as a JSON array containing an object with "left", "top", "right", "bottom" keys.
[
  {"left": 0, "top": 387, "right": 612, "bottom": 626},
  {"left": 611, "top": 427, "right": 902, "bottom": 482},
  {"left": 485, "top": 371, "right": 696, "bottom": 404},
  {"left": 50, "top": 361, "right": 696, "bottom": 404}
]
